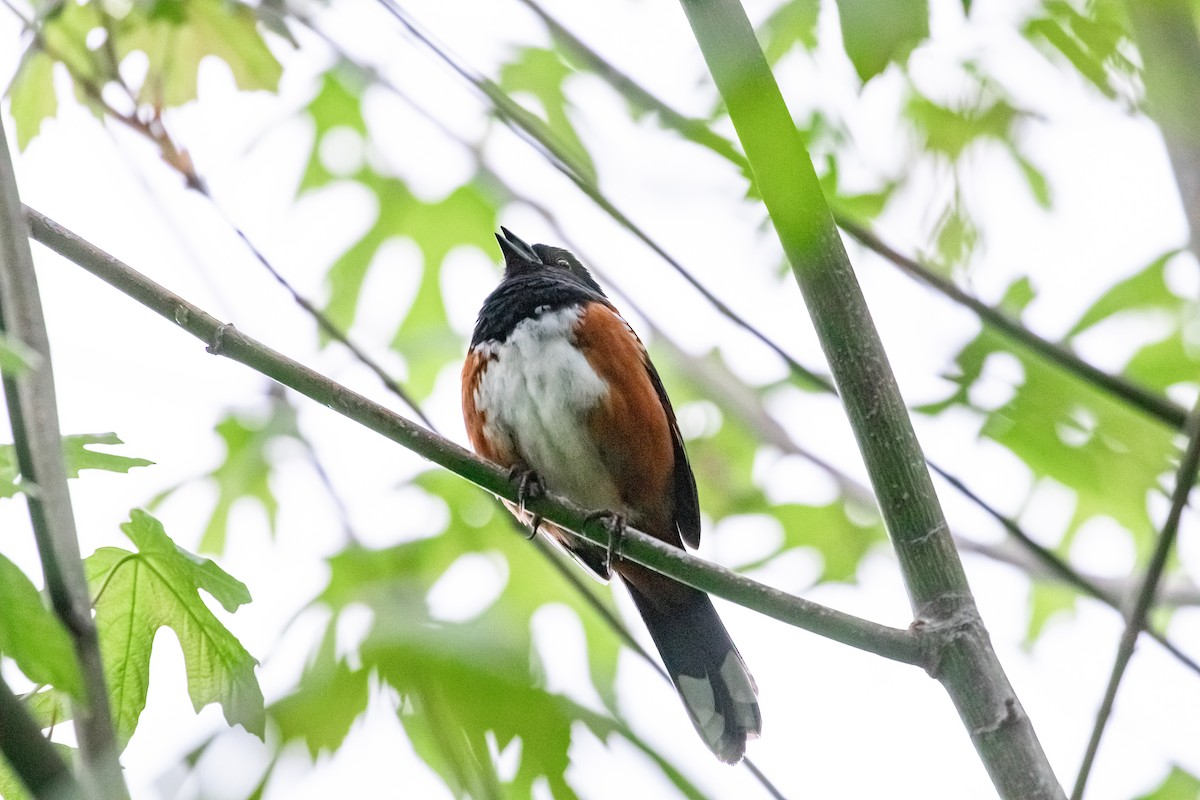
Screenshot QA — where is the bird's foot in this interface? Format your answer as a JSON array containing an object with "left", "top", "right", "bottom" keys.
[
  {"left": 509, "top": 466, "right": 545, "bottom": 540},
  {"left": 585, "top": 509, "right": 626, "bottom": 575}
]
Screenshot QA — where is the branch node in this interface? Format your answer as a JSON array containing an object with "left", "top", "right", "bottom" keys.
[
  {"left": 206, "top": 322, "right": 234, "bottom": 355},
  {"left": 911, "top": 597, "right": 982, "bottom": 679}
]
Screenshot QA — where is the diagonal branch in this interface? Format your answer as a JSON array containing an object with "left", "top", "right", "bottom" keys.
[
  {"left": 1070, "top": 399, "right": 1200, "bottom": 799},
  {"left": 25, "top": 205, "right": 924, "bottom": 668},
  {"left": 676, "top": 0, "right": 1063, "bottom": 796},
  {"left": 0, "top": 117, "right": 128, "bottom": 800},
  {"left": 836, "top": 221, "right": 1187, "bottom": 430},
  {"left": 0, "top": 673, "right": 83, "bottom": 800}
]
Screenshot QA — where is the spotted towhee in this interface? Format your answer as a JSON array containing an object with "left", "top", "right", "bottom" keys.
[{"left": 462, "top": 228, "right": 761, "bottom": 763}]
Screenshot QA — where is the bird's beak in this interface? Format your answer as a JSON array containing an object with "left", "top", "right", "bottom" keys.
[{"left": 496, "top": 227, "right": 541, "bottom": 270}]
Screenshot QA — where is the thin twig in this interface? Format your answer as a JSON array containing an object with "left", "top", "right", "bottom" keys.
[{"left": 1070, "top": 400, "right": 1200, "bottom": 799}]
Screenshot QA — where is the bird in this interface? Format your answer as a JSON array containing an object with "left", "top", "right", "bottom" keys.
[{"left": 461, "top": 227, "right": 761, "bottom": 763}]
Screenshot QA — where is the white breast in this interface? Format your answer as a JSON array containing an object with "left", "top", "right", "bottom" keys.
[{"left": 473, "top": 306, "right": 624, "bottom": 512}]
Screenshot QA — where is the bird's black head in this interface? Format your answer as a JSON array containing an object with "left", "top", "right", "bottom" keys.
[
  {"left": 471, "top": 228, "right": 610, "bottom": 346},
  {"left": 495, "top": 227, "right": 606, "bottom": 297}
]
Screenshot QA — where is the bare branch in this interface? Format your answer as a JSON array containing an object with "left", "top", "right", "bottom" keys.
[{"left": 0, "top": 118, "right": 128, "bottom": 800}]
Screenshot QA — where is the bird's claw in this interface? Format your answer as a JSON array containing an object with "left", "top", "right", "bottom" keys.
[
  {"left": 509, "top": 466, "right": 545, "bottom": 539},
  {"left": 585, "top": 509, "right": 626, "bottom": 576}
]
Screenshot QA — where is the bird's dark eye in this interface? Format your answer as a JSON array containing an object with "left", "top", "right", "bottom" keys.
[{"left": 556, "top": 259, "right": 570, "bottom": 267}]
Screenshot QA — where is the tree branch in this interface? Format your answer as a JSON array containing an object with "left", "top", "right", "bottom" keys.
[
  {"left": 1070, "top": 397, "right": 1200, "bottom": 799},
  {"left": 0, "top": 111, "right": 128, "bottom": 800},
  {"left": 24, "top": 205, "right": 923, "bottom": 668},
  {"left": 675, "top": 1, "right": 1064, "bottom": 796},
  {"left": 0, "top": 673, "right": 83, "bottom": 800}
]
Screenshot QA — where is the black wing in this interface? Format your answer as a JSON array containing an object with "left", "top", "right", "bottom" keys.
[{"left": 642, "top": 356, "right": 702, "bottom": 549}]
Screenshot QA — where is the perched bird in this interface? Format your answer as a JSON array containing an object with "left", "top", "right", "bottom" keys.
[{"left": 461, "top": 228, "right": 761, "bottom": 763}]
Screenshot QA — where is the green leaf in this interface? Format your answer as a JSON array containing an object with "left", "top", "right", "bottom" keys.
[
  {"left": 62, "top": 433, "right": 155, "bottom": 478},
  {"left": 359, "top": 594, "right": 708, "bottom": 800},
  {"left": 1025, "top": 581, "right": 1077, "bottom": 645},
  {"left": 4, "top": 46, "right": 58, "bottom": 151},
  {"left": 1023, "top": 0, "right": 1135, "bottom": 101},
  {"left": 0, "top": 554, "right": 83, "bottom": 697},
  {"left": 115, "top": 0, "right": 283, "bottom": 108},
  {"left": 998, "top": 276, "right": 1037, "bottom": 318},
  {"left": 906, "top": 90, "right": 1024, "bottom": 161},
  {"left": 759, "top": 0, "right": 821, "bottom": 64},
  {"left": 498, "top": 47, "right": 596, "bottom": 185},
  {"left": 0, "top": 433, "right": 152, "bottom": 500},
  {"left": 828, "top": 183, "right": 896, "bottom": 223},
  {"left": 835, "top": 0, "right": 929, "bottom": 82},
  {"left": 190, "top": 399, "right": 299, "bottom": 553},
  {"left": 930, "top": 201, "right": 978, "bottom": 272},
  {"left": 85, "top": 509, "right": 263, "bottom": 748},
  {"left": 765, "top": 503, "right": 885, "bottom": 582},
  {"left": 316, "top": 467, "right": 623, "bottom": 712},
  {"left": 23, "top": 686, "right": 72, "bottom": 729},
  {"left": 269, "top": 627, "right": 369, "bottom": 757},
  {"left": 299, "top": 70, "right": 500, "bottom": 397},
  {"left": 1126, "top": 333, "right": 1200, "bottom": 394},
  {"left": 1064, "top": 251, "right": 1200, "bottom": 394},
  {"left": 1011, "top": 149, "right": 1053, "bottom": 209},
  {"left": 298, "top": 70, "right": 368, "bottom": 195},
  {"left": 387, "top": 182, "right": 499, "bottom": 398},
  {"left": 1136, "top": 765, "right": 1200, "bottom": 799},
  {"left": 1067, "top": 252, "right": 1181, "bottom": 337}
]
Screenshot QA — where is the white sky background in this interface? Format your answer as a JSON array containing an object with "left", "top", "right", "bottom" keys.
[{"left": 2, "top": 0, "right": 1200, "bottom": 797}]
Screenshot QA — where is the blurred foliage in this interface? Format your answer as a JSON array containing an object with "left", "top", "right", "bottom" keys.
[
  {"left": 499, "top": 47, "right": 597, "bottom": 185},
  {"left": 5, "top": 0, "right": 281, "bottom": 149},
  {"left": 268, "top": 470, "right": 707, "bottom": 798},
  {"left": 759, "top": 0, "right": 821, "bottom": 65},
  {"left": 835, "top": 0, "right": 929, "bottom": 82},
  {"left": 1138, "top": 766, "right": 1200, "bottom": 799},
  {"left": 299, "top": 70, "right": 500, "bottom": 397},
  {"left": 4, "top": 0, "right": 1200, "bottom": 796},
  {"left": 918, "top": 251, "right": 1200, "bottom": 640},
  {"left": 1023, "top": 0, "right": 1137, "bottom": 103}
]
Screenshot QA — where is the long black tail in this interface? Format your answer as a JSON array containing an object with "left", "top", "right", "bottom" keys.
[{"left": 624, "top": 577, "right": 761, "bottom": 763}]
